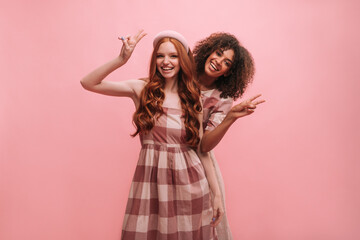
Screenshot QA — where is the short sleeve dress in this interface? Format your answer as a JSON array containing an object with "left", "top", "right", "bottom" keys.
[
  {"left": 202, "top": 89, "right": 234, "bottom": 240},
  {"left": 121, "top": 107, "right": 218, "bottom": 240}
]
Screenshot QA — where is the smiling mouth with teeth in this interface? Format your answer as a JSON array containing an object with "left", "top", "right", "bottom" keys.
[
  {"left": 210, "top": 62, "right": 219, "bottom": 71},
  {"left": 162, "top": 67, "right": 174, "bottom": 71}
]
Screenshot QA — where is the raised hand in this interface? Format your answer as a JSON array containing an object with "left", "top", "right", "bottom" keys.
[
  {"left": 228, "top": 94, "right": 265, "bottom": 120},
  {"left": 118, "top": 29, "right": 147, "bottom": 62}
]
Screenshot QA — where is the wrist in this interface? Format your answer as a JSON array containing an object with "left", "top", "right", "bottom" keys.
[
  {"left": 117, "top": 55, "right": 129, "bottom": 65},
  {"left": 213, "top": 190, "right": 222, "bottom": 198},
  {"left": 223, "top": 113, "right": 237, "bottom": 125}
]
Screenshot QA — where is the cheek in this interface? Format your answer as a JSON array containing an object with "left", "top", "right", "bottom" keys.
[
  {"left": 205, "top": 58, "right": 211, "bottom": 67},
  {"left": 173, "top": 59, "right": 180, "bottom": 68},
  {"left": 222, "top": 66, "right": 231, "bottom": 76},
  {"left": 222, "top": 64, "right": 230, "bottom": 72},
  {"left": 156, "top": 60, "right": 161, "bottom": 68}
]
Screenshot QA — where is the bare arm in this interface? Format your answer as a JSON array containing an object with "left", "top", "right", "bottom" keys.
[
  {"left": 80, "top": 30, "right": 147, "bottom": 104},
  {"left": 200, "top": 94, "right": 265, "bottom": 152}
]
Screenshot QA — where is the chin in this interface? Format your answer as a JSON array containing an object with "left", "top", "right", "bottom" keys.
[
  {"left": 205, "top": 70, "right": 218, "bottom": 79},
  {"left": 163, "top": 74, "right": 176, "bottom": 79}
]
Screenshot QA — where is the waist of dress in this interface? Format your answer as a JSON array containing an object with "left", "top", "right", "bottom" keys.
[{"left": 141, "top": 140, "right": 193, "bottom": 152}]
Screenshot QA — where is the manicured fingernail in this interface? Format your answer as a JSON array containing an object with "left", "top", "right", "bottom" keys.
[
  {"left": 120, "top": 36, "right": 125, "bottom": 40},
  {"left": 212, "top": 217, "right": 216, "bottom": 221}
]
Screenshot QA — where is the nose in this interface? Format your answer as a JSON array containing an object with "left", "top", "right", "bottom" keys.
[
  {"left": 163, "top": 56, "right": 170, "bottom": 64},
  {"left": 219, "top": 56, "right": 227, "bottom": 62},
  {"left": 214, "top": 58, "right": 221, "bottom": 68}
]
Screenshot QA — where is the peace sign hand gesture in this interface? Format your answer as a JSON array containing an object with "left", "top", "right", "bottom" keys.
[
  {"left": 118, "top": 29, "right": 147, "bottom": 63},
  {"left": 227, "top": 94, "right": 265, "bottom": 120}
]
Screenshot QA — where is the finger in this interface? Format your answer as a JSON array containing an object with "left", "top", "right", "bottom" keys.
[
  {"left": 234, "top": 102, "right": 254, "bottom": 110},
  {"left": 211, "top": 207, "right": 217, "bottom": 225},
  {"left": 211, "top": 216, "right": 218, "bottom": 226},
  {"left": 232, "top": 102, "right": 246, "bottom": 110},
  {"left": 134, "top": 29, "right": 144, "bottom": 39},
  {"left": 137, "top": 31, "right": 147, "bottom": 42},
  {"left": 118, "top": 36, "right": 129, "bottom": 49},
  {"left": 135, "top": 29, "right": 147, "bottom": 41},
  {"left": 118, "top": 35, "right": 129, "bottom": 47},
  {"left": 212, "top": 217, "right": 221, "bottom": 226},
  {"left": 212, "top": 218, "right": 220, "bottom": 226},
  {"left": 212, "top": 209, "right": 224, "bottom": 227},
  {"left": 254, "top": 99, "right": 266, "bottom": 105},
  {"left": 250, "top": 94, "right": 262, "bottom": 101},
  {"left": 212, "top": 208, "right": 217, "bottom": 219},
  {"left": 247, "top": 104, "right": 256, "bottom": 109},
  {"left": 122, "top": 35, "right": 131, "bottom": 48},
  {"left": 118, "top": 36, "right": 125, "bottom": 42},
  {"left": 243, "top": 107, "right": 250, "bottom": 112},
  {"left": 216, "top": 210, "right": 224, "bottom": 225}
]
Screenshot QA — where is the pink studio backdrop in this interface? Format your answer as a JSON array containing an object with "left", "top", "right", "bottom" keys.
[{"left": 1, "top": 0, "right": 359, "bottom": 239}]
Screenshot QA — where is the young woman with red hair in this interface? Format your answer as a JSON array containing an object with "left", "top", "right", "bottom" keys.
[{"left": 81, "top": 30, "right": 223, "bottom": 239}]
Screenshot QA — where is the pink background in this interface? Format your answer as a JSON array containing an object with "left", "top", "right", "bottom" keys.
[{"left": 1, "top": 0, "right": 360, "bottom": 239}]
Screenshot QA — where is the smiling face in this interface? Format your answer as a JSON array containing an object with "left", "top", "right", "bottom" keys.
[
  {"left": 204, "top": 48, "right": 234, "bottom": 79},
  {"left": 156, "top": 41, "right": 180, "bottom": 80}
]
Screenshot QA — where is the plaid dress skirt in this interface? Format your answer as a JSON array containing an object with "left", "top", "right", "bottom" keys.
[{"left": 121, "top": 107, "right": 217, "bottom": 240}]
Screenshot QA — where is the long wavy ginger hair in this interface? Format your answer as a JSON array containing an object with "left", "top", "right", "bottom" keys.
[
  {"left": 193, "top": 32, "right": 255, "bottom": 100},
  {"left": 132, "top": 38, "right": 202, "bottom": 148}
]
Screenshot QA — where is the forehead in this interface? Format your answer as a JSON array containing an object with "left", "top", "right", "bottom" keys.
[
  {"left": 221, "top": 49, "right": 235, "bottom": 61},
  {"left": 157, "top": 41, "right": 177, "bottom": 53}
]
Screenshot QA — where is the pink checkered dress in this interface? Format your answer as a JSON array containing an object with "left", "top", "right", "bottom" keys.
[
  {"left": 121, "top": 107, "right": 217, "bottom": 240},
  {"left": 202, "top": 89, "right": 233, "bottom": 133},
  {"left": 202, "top": 89, "right": 234, "bottom": 240}
]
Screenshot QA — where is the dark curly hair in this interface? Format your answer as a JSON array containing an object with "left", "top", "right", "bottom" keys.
[{"left": 193, "top": 32, "right": 255, "bottom": 100}]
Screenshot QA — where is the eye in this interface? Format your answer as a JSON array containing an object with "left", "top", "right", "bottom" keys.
[
  {"left": 225, "top": 61, "right": 231, "bottom": 67},
  {"left": 156, "top": 54, "right": 164, "bottom": 58},
  {"left": 216, "top": 51, "right": 222, "bottom": 57},
  {"left": 170, "top": 54, "right": 178, "bottom": 58}
]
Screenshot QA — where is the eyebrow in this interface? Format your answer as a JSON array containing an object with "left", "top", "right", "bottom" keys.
[
  {"left": 219, "top": 49, "right": 233, "bottom": 64},
  {"left": 157, "top": 52, "right": 178, "bottom": 55}
]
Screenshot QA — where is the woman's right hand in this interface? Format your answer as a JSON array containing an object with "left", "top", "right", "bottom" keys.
[
  {"left": 118, "top": 29, "right": 147, "bottom": 62},
  {"left": 211, "top": 194, "right": 224, "bottom": 227}
]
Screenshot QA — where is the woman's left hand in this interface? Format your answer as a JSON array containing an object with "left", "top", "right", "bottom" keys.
[
  {"left": 227, "top": 94, "right": 265, "bottom": 120},
  {"left": 211, "top": 195, "right": 224, "bottom": 227}
]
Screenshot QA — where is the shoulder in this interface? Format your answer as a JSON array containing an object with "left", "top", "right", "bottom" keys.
[
  {"left": 138, "top": 77, "right": 149, "bottom": 83},
  {"left": 201, "top": 89, "right": 233, "bottom": 109},
  {"left": 128, "top": 78, "right": 147, "bottom": 88},
  {"left": 132, "top": 78, "right": 149, "bottom": 94},
  {"left": 128, "top": 79, "right": 147, "bottom": 99}
]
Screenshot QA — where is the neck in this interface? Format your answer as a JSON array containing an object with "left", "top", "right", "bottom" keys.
[
  {"left": 198, "top": 73, "right": 217, "bottom": 90},
  {"left": 164, "top": 76, "right": 179, "bottom": 93}
]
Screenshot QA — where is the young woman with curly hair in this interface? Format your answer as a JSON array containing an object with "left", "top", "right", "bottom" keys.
[
  {"left": 193, "top": 32, "right": 265, "bottom": 240},
  {"left": 80, "top": 30, "right": 223, "bottom": 239}
]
